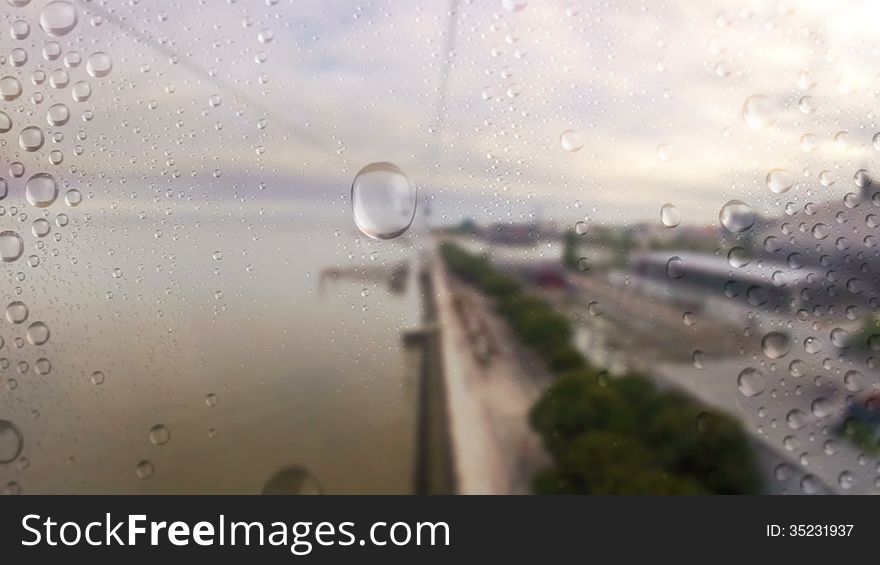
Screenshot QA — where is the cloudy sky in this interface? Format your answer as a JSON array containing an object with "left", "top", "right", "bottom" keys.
[{"left": 3, "top": 0, "right": 879, "bottom": 227}]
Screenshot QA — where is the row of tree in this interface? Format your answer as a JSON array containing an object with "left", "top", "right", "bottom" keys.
[{"left": 440, "top": 241, "right": 762, "bottom": 494}]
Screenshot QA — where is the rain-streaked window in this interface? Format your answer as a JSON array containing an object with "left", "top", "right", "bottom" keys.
[{"left": 1, "top": 0, "right": 879, "bottom": 495}]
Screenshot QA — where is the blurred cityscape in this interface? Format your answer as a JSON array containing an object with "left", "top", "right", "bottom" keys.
[{"left": 377, "top": 173, "right": 880, "bottom": 495}]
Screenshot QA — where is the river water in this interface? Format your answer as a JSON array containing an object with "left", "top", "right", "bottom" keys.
[{"left": 0, "top": 199, "right": 420, "bottom": 494}]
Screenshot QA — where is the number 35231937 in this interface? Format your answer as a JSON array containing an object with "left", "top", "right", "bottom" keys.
[{"left": 767, "top": 525, "right": 853, "bottom": 537}]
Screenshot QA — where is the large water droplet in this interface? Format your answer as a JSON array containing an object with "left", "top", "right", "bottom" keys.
[
  {"left": 0, "top": 231, "right": 24, "bottom": 262},
  {"left": 811, "top": 397, "right": 833, "bottom": 419},
  {"left": 727, "top": 247, "right": 750, "bottom": 268},
  {"left": 804, "top": 336, "right": 823, "bottom": 354},
  {"left": 830, "top": 327, "right": 849, "bottom": 348},
  {"left": 351, "top": 162, "right": 416, "bottom": 240},
  {"left": 39, "top": 1, "right": 78, "bottom": 36},
  {"left": 26, "top": 321, "right": 50, "bottom": 345},
  {"left": 559, "top": 129, "right": 583, "bottom": 152},
  {"left": 71, "top": 81, "right": 91, "bottom": 102},
  {"left": 719, "top": 200, "right": 755, "bottom": 233},
  {"left": 774, "top": 463, "right": 793, "bottom": 481},
  {"left": 0, "top": 420, "right": 23, "bottom": 463},
  {"left": 665, "top": 255, "right": 686, "bottom": 279},
  {"left": 786, "top": 408, "right": 807, "bottom": 429},
  {"left": 834, "top": 131, "right": 852, "bottom": 150},
  {"left": 149, "top": 425, "right": 171, "bottom": 446},
  {"left": 0, "top": 111, "right": 12, "bottom": 133},
  {"left": 838, "top": 471, "right": 855, "bottom": 490},
  {"left": 742, "top": 94, "right": 776, "bottom": 128},
  {"left": 660, "top": 203, "right": 680, "bottom": 227},
  {"left": 761, "top": 331, "right": 790, "bottom": 359},
  {"left": 90, "top": 370, "right": 105, "bottom": 385},
  {"left": 6, "top": 301, "right": 28, "bottom": 323},
  {"left": 737, "top": 367, "right": 766, "bottom": 397},
  {"left": 18, "top": 126, "right": 44, "bottom": 152},
  {"left": 0, "top": 76, "right": 22, "bottom": 101},
  {"left": 47, "top": 103, "right": 69, "bottom": 126},
  {"left": 25, "top": 173, "right": 58, "bottom": 207},
  {"left": 843, "top": 370, "right": 865, "bottom": 392},
  {"left": 86, "top": 51, "right": 112, "bottom": 78},
  {"left": 854, "top": 169, "right": 871, "bottom": 188},
  {"left": 800, "top": 474, "right": 821, "bottom": 494},
  {"left": 810, "top": 223, "right": 829, "bottom": 240},
  {"left": 766, "top": 168, "right": 792, "bottom": 193},
  {"left": 64, "top": 188, "right": 81, "bottom": 207},
  {"left": 136, "top": 460, "right": 154, "bottom": 479}
]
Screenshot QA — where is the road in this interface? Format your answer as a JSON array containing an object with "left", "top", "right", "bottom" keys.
[{"left": 431, "top": 257, "right": 551, "bottom": 494}]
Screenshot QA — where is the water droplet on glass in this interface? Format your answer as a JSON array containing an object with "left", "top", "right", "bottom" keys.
[
  {"left": 0, "top": 76, "right": 22, "bottom": 101},
  {"left": 559, "top": 129, "right": 583, "bottom": 152},
  {"left": 666, "top": 255, "right": 686, "bottom": 279},
  {"left": 660, "top": 203, "right": 680, "bottom": 227},
  {"left": 737, "top": 367, "right": 766, "bottom": 397},
  {"left": 830, "top": 327, "right": 849, "bottom": 348},
  {"left": 26, "top": 321, "right": 50, "bottom": 345},
  {"left": 761, "top": 331, "right": 790, "bottom": 359},
  {"left": 18, "top": 126, "right": 44, "bottom": 152},
  {"left": 6, "top": 301, "right": 28, "bottom": 324},
  {"left": 719, "top": 200, "right": 755, "bottom": 233},
  {"left": 766, "top": 168, "right": 792, "bottom": 194},
  {"left": 800, "top": 474, "right": 821, "bottom": 494},
  {"left": 811, "top": 223, "right": 829, "bottom": 240},
  {"left": 742, "top": 94, "right": 776, "bottom": 128},
  {"left": 786, "top": 408, "right": 806, "bottom": 429},
  {"left": 843, "top": 370, "right": 865, "bottom": 393},
  {"left": 90, "top": 370, "right": 105, "bottom": 385},
  {"left": 775, "top": 463, "right": 793, "bottom": 481},
  {"left": 854, "top": 169, "right": 871, "bottom": 189},
  {"left": 351, "top": 162, "right": 416, "bottom": 240},
  {"left": 64, "top": 188, "right": 81, "bottom": 207},
  {"left": 136, "top": 460, "right": 154, "bottom": 479},
  {"left": 39, "top": 1, "right": 78, "bottom": 36},
  {"left": 727, "top": 247, "right": 750, "bottom": 268},
  {"left": 205, "top": 393, "right": 219, "bottom": 407},
  {"left": 0, "top": 420, "right": 23, "bottom": 463},
  {"left": 86, "top": 51, "right": 112, "bottom": 78},
  {"left": 838, "top": 471, "right": 855, "bottom": 490},
  {"left": 804, "top": 336, "right": 823, "bottom": 354},
  {"left": 0, "top": 231, "right": 24, "bottom": 262},
  {"left": 71, "top": 81, "right": 91, "bottom": 102},
  {"left": 798, "top": 96, "right": 816, "bottom": 114},
  {"left": 799, "top": 133, "right": 817, "bottom": 152},
  {"left": 811, "top": 397, "right": 833, "bottom": 419},
  {"left": 0, "top": 111, "right": 12, "bottom": 133},
  {"left": 47, "top": 103, "right": 69, "bottom": 126},
  {"left": 656, "top": 143, "right": 671, "bottom": 162},
  {"left": 25, "top": 173, "right": 58, "bottom": 208},
  {"left": 149, "top": 425, "right": 171, "bottom": 446},
  {"left": 34, "top": 358, "right": 51, "bottom": 375},
  {"left": 692, "top": 350, "right": 706, "bottom": 369}
]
